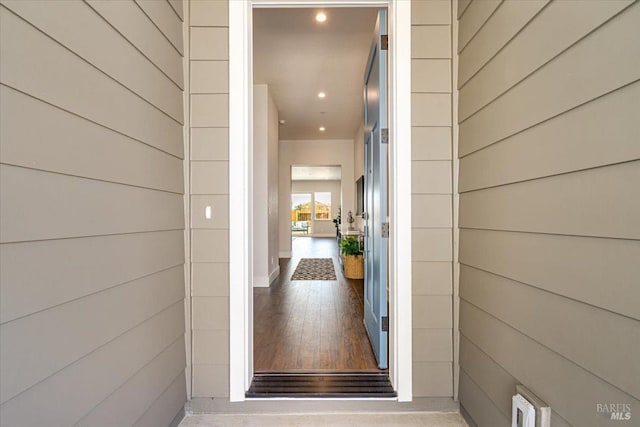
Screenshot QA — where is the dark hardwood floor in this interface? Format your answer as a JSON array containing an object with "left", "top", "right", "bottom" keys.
[{"left": 253, "top": 237, "right": 380, "bottom": 372}]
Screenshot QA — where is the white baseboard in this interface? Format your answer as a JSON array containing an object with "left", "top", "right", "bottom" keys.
[
  {"left": 268, "top": 265, "right": 280, "bottom": 284},
  {"left": 254, "top": 266, "right": 281, "bottom": 287},
  {"left": 253, "top": 276, "right": 270, "bottom": 287},
  {"left": 279, "top": 251, "right": 291, "bottom": 258}
]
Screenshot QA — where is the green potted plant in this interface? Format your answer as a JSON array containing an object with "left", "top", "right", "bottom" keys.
[{"left": 339, "top": 236, "right": 363, "bottom": 279}]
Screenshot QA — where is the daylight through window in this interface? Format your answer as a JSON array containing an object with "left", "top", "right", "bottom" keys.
[{"left": 314, "top": 192, "right": 331, "bottom": 220}]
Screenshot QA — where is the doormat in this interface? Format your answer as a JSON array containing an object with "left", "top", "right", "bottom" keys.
[{"left": 291, "top": 258, "right": 336, "bottom": 281}]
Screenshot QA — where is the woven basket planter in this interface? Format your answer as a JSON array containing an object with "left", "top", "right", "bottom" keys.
[{"left": 343, "top": 254, "right": 364, "bottom": 279}]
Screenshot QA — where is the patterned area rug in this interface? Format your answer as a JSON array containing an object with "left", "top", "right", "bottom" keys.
[{"left": 291, "top": 258, "right": 337, "bottom": 281}]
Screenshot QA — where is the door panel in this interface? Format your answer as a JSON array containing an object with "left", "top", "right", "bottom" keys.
[{"left": 363, "top": 9, "right": 388, "bottom": 369}]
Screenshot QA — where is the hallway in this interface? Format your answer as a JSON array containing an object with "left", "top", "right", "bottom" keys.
[{"left": 253, "top": 237, "right": 380, "bottom": 372}]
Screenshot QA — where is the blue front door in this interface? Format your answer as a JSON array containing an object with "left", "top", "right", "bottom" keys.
[{"left": 363, "top": 9, "right": 388, "bottom": 369}]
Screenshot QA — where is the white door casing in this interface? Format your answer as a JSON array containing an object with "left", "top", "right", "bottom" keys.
[{"left": 228, "top": 0, "right": 412, "bottom": 401}]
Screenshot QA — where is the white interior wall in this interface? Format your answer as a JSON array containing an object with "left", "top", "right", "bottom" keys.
[
  {"left": 291, "top": 180, "right": 342, "bottom": 237},
  {"left": 252, "top": 84, "right": 279, "bottom": 287},
  {"left": 266, "top": 87, "right": 279, "bottom": 283},
  {"left": 278, "top": 139, "right": 355, "bottom": 257}
]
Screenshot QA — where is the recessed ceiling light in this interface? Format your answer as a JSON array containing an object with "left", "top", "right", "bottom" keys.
[
  {"left": 319, "top": 126, "right": 326, "bottom": 132},
  {"left": 315, "top": 12, "right": 327, "bottom": 23},
  {"left": 317, "top": 92, "right": 326, "bottom": 99},
  {"left": 279, "top": 119, "right": 286, "bottom": 124}
]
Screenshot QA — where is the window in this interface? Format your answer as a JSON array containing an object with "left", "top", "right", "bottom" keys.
[
  {"left": 314, "top": 192, "right": 331, "bottom": 220},
  {"left": 291, "top": 193, "right": 312, "bottom": 235}
]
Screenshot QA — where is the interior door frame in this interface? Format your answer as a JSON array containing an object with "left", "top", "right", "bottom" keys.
[{"left": 229, "top": 0, "right": 412, "bottom": 401}]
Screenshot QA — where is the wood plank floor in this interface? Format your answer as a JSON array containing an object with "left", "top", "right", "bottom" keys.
[{"left": 253, "top": 237, "right": 381, "bottom": 372}]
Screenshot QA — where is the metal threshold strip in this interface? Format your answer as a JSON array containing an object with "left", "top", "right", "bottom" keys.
[{"left": 247, "top": 372, "right": 396, "bottom": 398}]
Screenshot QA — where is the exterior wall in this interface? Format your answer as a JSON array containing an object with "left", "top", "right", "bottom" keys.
[
  {"left": 253, "top": 84, "right": 279, "bottom": 286},
  {"left": 410, "top": 0, "right": 455, "bottom": 397},
  {"left": 291, "top": 180, "right": 342, "bottom": 237},
  {"left": 187, "top": 0, "right": 231, "bottom": 398},
  {"left": 456, "top": 1, "right": 640, "bottom": 426},
  {"left": 188, "top": 0, "right": 458, "bottom": 400},
  {"left": 278, "top": 140, "right": 356, "bottom": 257},
  {"left": 0, "top": 1, "right": 187, "bottom": 426}
]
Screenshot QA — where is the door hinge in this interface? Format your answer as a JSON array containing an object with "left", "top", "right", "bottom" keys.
[
  {"left": 381, "top": 128, "right": 388, "bottom": 144},
  {"left": 381, "top": 316, "right": 389, "bottom": 332},
  {"left": 381, "top": 222, "right": 389, "bottom": 238},
  {"left": 381, "top": 34, "right": 388, "bottom": 50}
]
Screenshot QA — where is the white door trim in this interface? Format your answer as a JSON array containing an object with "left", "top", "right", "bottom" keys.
[{"left": 228, "top": 0, "right": 412, "bottom": 402}]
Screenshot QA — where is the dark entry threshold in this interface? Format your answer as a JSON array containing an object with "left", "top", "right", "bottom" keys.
[{"left": 246, "top": 372, "right": 396, "bottom": 398}]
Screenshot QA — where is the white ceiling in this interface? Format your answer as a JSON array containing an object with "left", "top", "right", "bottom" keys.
[
  {"left": 253, "top": 7, "right": 379, "bottom": 140},
  {"left": 291, "top": 166, "right": 342, "bottom": 181}
]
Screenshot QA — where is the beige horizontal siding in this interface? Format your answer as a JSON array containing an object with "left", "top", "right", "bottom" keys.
[
  {"left": 460, "top": 342, "right": 604, "bottom": 427},
  {"left": 460, "top": 336, "right": 516, "bottom": 423},
  {"left": 1, "top": 87, "right": 184, "bottom": 194},
  {"left": 190, "top": 27, "right": 228, "bottom": 60},
  {"left": 413, "top": 329, "right": 453, "bottom": 362},
  {"left": 461, "top": 301, "right": 639, "bottom": 427},
  {"left": 0, "top": 302, "right": 185, "bottom": 427},
  {"left": 458, "top": 0, "right": 549, "bottom": 86},
  {"left": 412, "top": 262, "right": 453, "bottom": 296},
  {"left": 1, "top": 266, "right": 184, "bottom": 403},
  {"left": 135, "top": 0, "right": 184, "bottom": 55},
  {"left": 411, "top": 0, "right": 454, "bottom": 399},
  {"left": 190, "top": 0, "right": 226, "bottom": 27},
  {"left": 75, "top": 336, "right": 186, "bottom": 427},
  {"left": 134, "top": 371, "right": 188, "bottom": 427},
  {"left": 0, "top": 166, "right": 184, "bottom": 243},
  {"left": 86, "top": 0, "right": 184, "bottom": 88},
  {"left": 191, "top": 161, "right": 229, "bottom": 194},
  {"left": 191, "top": 61, "right": 229, "bottom": 93},
  {"left": 460, "top": 2, "right": 640, "bottom": 156},
  {"left": 192, "top": 262, "right": 229, "bottom": 297},
  {"left": 168, "top": 0, "right": 184, "bottom": 21},
  {"left": 461, "top": 265, "right": 640, "bottom": 399},
  {"left": 3, "top": 0, "right": 184, "bottom": 122},
  {"left": 457, "top": 0, "right": 501, "bottom": 52},
  {"left": 188, "top": 0, "right": 230, "bottom": 398},
  {"left": 459, "top": 161, "right": 640, "bottom": 239},
  {"left": 457, "top": 1, "right": 640, "bottom": 426},
  {"left": 0, "top": 230, "right": 184, "bottom": 323},
  {"left": 458, "top": 0, "right": 633, "bottom": 120},
  {"left": 457, "top": 0, "right": 472, "bottom": 19},
  {"left": 0, "top": 7, "right": 183, "bottom": 158},
  {"left": 191, "top": 195, "right": 229, "bottom": 229},
  {"left": 459, "top": 369, "right": 510, "bottom": 427},
  {"left": 460, "top": 228, "right": 640, "bottom": 321},
  {"left": 459, "top": 81, "right": 640, "bottom": 192},
  {"left": 412, "top": 362, "right": 453, "bottom": 397},
  {"left": 412, "top": 195, "right": 453, "bottom": 228},
  {"left": 412, "top": 0, "right": 450, "bottom": 25},
  {"left": 0, "top": 1, "right": 186, "bottom": 426},
  {"left": 411, "top": 127, "right": 452, "bottom": 161}
]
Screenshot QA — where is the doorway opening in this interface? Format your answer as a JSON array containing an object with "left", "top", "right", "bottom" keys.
[
  {"left": 249, "top": 8, "right": 393, "bottom": 397},
  {"left": 228, "top": 0, "right": 413, "bottom": 402},
  {"left": 249, "top": 6, "right": 391, "bottom": 397}
]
